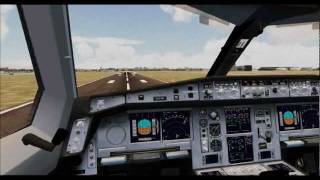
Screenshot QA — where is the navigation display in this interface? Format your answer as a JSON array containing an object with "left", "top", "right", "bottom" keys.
[
  {"left": 301, "top": 104, "right": 319, "bottom": 129},
  {"left": 161, "top": 111, "right": 190, "bottom": 140}
]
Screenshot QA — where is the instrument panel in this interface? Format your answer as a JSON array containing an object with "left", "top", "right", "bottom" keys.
[
  {"left": 193, "top": 105, "right": 278, "bottom": 170},
  {"left": 129, "top": 111, "right": 191, "bottom": 143},
  {"left": 67, "top": 76, "right": 319, "bottom": 175},
  {"left": 90, "top": 103, "right": 318, "bottom": 170},
  {"left": 90, "top": 77, "right": 319, "bottom": 114},
  {"left": 225, "top": 107, "right": 251, "bottom": 134},
  {"left": 227, "top": 136, "right": 254, "bottom": 164}
]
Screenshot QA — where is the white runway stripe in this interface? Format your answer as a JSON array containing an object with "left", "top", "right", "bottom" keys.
[
  {"left": 107, "top": 80, "right": 115, "bottom": 84},
  {"left": 126, "top": 83, "right": 131, "bottom": 91},
  {"left": 140, "top": 79, "right": 148, "bottom": 83}
]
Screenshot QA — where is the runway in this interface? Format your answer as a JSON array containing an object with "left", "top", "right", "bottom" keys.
[
  {"left": 0, "top": 72, "right": 166, "bottom": 138},
  {"left": 77, "top": 71, "right": 165, "bottom": 97}
]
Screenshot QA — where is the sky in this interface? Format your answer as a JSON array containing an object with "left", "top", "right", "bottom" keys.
[{"left": 1, "top": 5, "right": 319, "bottom": 69}]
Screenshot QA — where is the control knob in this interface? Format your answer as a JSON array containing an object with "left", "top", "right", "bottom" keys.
[
  {"left": 209, "top": 111, "right": 219, "bottom": 120},
  {"left": 265, "top": 131, "right": 272, "bottom": 143},
  {"left": 311, "top": 87, "right": 318, "bottom": 95},
  {"left": 205, "top": 89, "right": 213, "bottom": 95},
  {"left": 272, "top": 87, "right": 278, "bottom": 94}
]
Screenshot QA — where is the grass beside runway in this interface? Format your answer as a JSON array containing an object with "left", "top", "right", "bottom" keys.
[
  {"left": 75, "top": 71, "right": 115, "bottom": 86},
  {"left": 0, "top": 71, "right": 115, "bottom": 111}
]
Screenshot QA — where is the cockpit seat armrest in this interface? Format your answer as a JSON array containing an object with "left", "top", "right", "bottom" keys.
[{"left": 22, "top": 128, "right": 68, "bottom": 152}]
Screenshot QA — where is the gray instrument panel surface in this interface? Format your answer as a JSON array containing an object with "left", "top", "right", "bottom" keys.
[
  {"left": 126, "top": 84, "right": 199, "bottom": 103},
  {"left": 94, "top": 103, "right": 318, "bottom": 168},
  {"left": 191, "top": 105, "right": 282, "bottom": 170},
  {"left": 96, "top": 108, "right": 193, "bottom": 158},
  {"left": 195, "top": 160, "right": 304, "bottom": 176},
  {"left": 71, "top": 138, "right": 98, "bottom": 175}
]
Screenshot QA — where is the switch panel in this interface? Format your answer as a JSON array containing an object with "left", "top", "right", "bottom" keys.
[{"left": 66, "top": 117, "right": 92, "bottom": 154}]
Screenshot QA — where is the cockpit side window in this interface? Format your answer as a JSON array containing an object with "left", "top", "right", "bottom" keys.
[{"left": 0, "top": 5, "right": 43, "bottom": 138}]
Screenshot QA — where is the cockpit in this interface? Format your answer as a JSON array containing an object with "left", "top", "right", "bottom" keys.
[{"left": 0, "top": 4, "right": 319, "bottom": 176}]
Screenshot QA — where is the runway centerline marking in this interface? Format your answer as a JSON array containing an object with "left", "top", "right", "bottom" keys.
[
  {"left": 140, "top": 79, "right": 148, "bottom": 83},
  {"left": 125, "top": 72, "right": 131, "bottom": 91},
  {"left": 107, "top": 80, "right": 116, "bottom": 84}
]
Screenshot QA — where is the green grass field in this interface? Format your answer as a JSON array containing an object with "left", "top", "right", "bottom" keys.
[
  {"left": 1, "top": 70, "right": 318, "bottom": 111},
  {"left": 0, "top": 71, "right": 114, "bottom": 111}
]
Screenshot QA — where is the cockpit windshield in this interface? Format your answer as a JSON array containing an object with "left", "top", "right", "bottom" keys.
[
  {"left": 68, "top": 5, "right": 233, "bottom": 85},
  {"left": 68, "top": 5, "right": 319, "bottom": 87}
]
